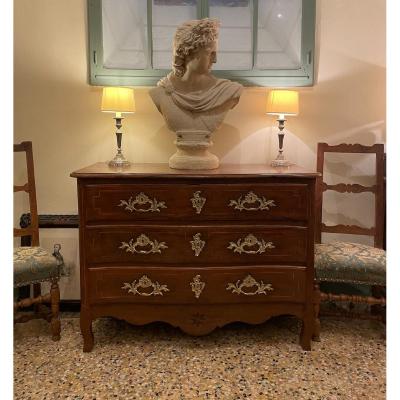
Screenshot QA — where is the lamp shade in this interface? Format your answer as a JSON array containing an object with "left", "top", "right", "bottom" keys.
[
  {"left": 266, "top": 90, "right": 299, "bottom": 116},
  {"left": 101, "top": 87, "right": 135, "bottom": 113}
]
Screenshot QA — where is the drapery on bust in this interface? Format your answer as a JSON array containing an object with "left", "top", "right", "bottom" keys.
[{"left": 149, "top": 18, "right": 243, "bottom": 170}]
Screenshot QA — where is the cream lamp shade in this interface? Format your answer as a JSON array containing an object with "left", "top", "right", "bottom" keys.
[
  {"left": 266, "top": 90, "right": 299, "bottom": 117},
  {"left": 101, "top": 87, "right": 135, "bottom": 168},
  {"left": 101, "top": 87, "right": 135, "bottom": 115}
]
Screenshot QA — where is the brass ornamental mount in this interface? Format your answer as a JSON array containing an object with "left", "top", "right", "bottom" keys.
[
  {"left": 190, "top": 275, "right": 206, "bottom": 299},
  {"left": 226, "top": 274, "right": 274, "bottom": 296},
  {"left": 228, "top": 234, "right": 275, "bottom": 254},
  {"left": 119, "top": 234, "right": 168, "bottom": 255},
  {"left": 118, "top": 192, "right": 167, "bottom": 213},
  {"left": 191, "top": 191, "right": 206, "bottom": 214},
  {"left": 190, "top": 233, "right": 206, "bottom": 256},
  {"left": 121, "top": 275, "right": 170, "bottom": 296},
  {"left": 229, "top": 191, "right": 276, "bottom": 211}
]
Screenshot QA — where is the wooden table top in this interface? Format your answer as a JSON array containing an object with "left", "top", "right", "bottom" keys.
[{"left": 71, "top": 162, "right": 320, "bottom": 179}]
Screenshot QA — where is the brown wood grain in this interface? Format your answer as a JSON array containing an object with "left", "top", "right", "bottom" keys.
[
  {"left": 14, "top": 142, "right": 61, "bottom": 340},
  {"left": 317, "top": 143, "right": 383, "bottom": 154},
  {"left": 84, "top": 182, "right": 310, "bottom": 223},
  {"left": 90, "top": 302, "right": 306, "bottom": 339},
  {"left": 14, "top": 227, "right": 38, "bottom": 238},
  {"left": 315, "top": 142, "right": 385, "bottom": 248},
  {"left": 72, "top": 164, "right": 318, "bottom": 352},
  {"left": 14, "top": 183, "right": 29, "bottom": 193},
  {"left": 88, "top": 266, "right": 307, "bottom": 304},
  {"left": 84, "top": 224, "right": 308, "bottom": 266},
  {"left": 14, "top": 141, "right": 39, "bottom": 246},
  {"left": 322, "top": 182, "right": 376, "bottom": 194},
  {"left": 315, "top": 142, "right": 386, "bottom": 324},
  {"left": 321, "top": 223, "right": 375, "bottom": 236},
  {"left": 71, "top": 162, "right": 320, "bottom": 179}
]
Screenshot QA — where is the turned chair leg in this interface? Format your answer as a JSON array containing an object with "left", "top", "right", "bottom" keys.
[
  {"left": 312, "top": 282, "right": 321, "bottom": 342},
  {"left": 33, "top": 283, "right": 41, "bottom": 314},
  {"left": 371, "top": 285, "right": 386, "bottom": 323},
  {"left": 50, "top": 280, "right": 61, "bottom": 341}
]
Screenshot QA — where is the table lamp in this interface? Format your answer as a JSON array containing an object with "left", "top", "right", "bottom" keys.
[
  {"left": 266, "top": 90, "right": 299, "bottom": 167},
  {"left": 101, "top": 87, "right": 135, "bottom": 167}
]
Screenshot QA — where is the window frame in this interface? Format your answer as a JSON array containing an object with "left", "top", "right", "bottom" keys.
[{"left": 88, "top": 0, "right": 315, "bottom": 87}]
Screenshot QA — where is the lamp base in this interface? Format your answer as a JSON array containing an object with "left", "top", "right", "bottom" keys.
[
  {"left": 108, "top": 153, "right": 130, "bottom": 167},
  {"left": 271, "top": 158, "right": 292, "bottom": 167}
]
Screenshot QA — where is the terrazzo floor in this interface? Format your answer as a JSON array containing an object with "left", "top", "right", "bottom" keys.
[{"left": 14, "top": 313, "right": 385, "bottom": 400}]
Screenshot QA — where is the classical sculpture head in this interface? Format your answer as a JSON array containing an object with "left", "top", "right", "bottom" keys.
[
  {"left": 149, "top": 18, "right": 243, "bottom": 170},
  {"left": 172, "top": 18, "right": 219, "bottom": 78}
]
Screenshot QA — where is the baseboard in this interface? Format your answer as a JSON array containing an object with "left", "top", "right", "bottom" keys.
[{"left": 60, "top": 300, "right": 81, "bottom": 312}]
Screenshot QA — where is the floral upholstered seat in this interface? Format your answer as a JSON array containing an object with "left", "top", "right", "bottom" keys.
[
  {"left": 14, "top": 246, "right": 64, "bottom": 288},
  {"left": 315, "top": 241, "right": 386, "bottom": 286}
]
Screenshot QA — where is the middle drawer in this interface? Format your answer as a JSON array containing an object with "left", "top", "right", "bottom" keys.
[{"left": 85, "top": 225, "right": 308, "bottom": 266}]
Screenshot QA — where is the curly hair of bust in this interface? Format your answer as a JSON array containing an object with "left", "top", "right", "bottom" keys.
[{"left": 172, "top": 18, "right": 219, "bottom": 77}]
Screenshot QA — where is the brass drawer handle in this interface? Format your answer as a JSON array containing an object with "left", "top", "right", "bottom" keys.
[
  {"left": 118, "top": 192, "right": 167, "bottom": 213},
  {"left": 190, "top": 233, "right": 205, "bottom": 256},
  {"left": 191, "top": 191, "right": 206, "bottom": 214},
  {"left": 228, "top": 234, "right": 275, "bottom": 254},
  {"left": 122, "top": 275, "right": 169, "bottom": 296},
  {"left": 190, "top": 275, "right": 205, "bottom": 299},
  {"left": 226, "top": 274, "right": 274, "bottom": 296},
  {"left": 229, "top": 191, "right": 276, "bottom": 211},
  {"left": 119, "top": 234, "right": 168, "bottom": 255}
]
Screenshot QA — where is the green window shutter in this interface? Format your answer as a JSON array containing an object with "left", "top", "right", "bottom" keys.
[{"left": 88, "top": 0, "right": 315, "bottom": 87}]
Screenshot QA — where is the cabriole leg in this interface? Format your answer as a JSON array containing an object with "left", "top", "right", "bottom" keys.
[
  {"left": 80, "top": 306, "right": 94, "bottom": 352},
  {"left": 300, "top": 309, "right": 313, "bottom": 351}
]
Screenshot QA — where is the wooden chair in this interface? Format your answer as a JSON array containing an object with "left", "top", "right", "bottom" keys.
[
  {"left": 313, "top": 143, "right": 386, "bottom": 340},
  {"left": 14, "top": 141, "right": 63, "bottom": 340}
]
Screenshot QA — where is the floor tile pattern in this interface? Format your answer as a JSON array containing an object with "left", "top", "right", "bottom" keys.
[{"left": 14, "top": 314, "right": 385, "bottom": 400}]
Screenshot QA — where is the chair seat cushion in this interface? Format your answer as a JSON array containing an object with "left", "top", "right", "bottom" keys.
[
  {"left": 14, "top": 246, "right": 61, "bottom": 287},
  {"left": 315, "top": 241, "right": 386, "bottom": 285}
]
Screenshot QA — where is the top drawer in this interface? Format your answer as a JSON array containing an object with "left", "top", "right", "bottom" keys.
[{"left": 82, "top": 183, "right": 309, "bottom": 223}]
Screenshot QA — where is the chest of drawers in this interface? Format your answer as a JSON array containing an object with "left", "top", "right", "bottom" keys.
[{"left": 71, "top": 163, "right": 319, "bottom": 352}]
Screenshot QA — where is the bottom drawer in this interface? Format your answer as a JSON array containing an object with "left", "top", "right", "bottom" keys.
[{"left": 87, "top": 266, "right": 307, "bottom": 304}]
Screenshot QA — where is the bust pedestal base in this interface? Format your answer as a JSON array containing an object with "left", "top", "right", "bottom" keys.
[
  {"left": 169, "top": 130, "right": 219, "bottom": 170},
  {"left": 169, "top": 149, "right": 219, "bottom": 170}
]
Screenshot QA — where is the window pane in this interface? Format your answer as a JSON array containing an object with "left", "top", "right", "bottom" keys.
[
  {"left": 152, "top": 0, "right": 199, "bottom": 70},
  {"left": 256, "top": 0, "right": 302, "bottom": 70},
  {"left": 209, "top": 0, "right": 253, "bottom": 70},
  {"left": 102, "top": 0, "right": 148, "bottom": 69}
]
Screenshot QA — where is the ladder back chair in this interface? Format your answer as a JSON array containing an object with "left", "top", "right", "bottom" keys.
[
  {"left": 313, "top": 143, "right": 386, "bottom": 339},
  {"left": 14, "top": 141, "right": 63, "bottom": 340}
]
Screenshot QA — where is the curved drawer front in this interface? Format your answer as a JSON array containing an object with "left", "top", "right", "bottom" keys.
[
  {"left": 85, "top": 225, "right": 308, "bottom": 266},
  {"left": 88, "top": 266, "right": 307, "bottom": 304},
  {"left": 83, "top": 183, "right": 309, "bottom": 223}
]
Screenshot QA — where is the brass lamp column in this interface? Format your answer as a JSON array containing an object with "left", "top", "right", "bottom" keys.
[
  {"left": 266, "top": 90, "right": 299, "bottom": 167},
  {"left": 101, "top": 87, "right": 135, "bottom": 167}
]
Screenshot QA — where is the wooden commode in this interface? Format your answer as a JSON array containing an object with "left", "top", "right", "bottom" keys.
[{"left": 71, "top": 163, "right": 319, "bottom": 352}]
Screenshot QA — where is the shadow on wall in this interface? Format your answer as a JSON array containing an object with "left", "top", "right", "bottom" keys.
[
  {"left": 147, "top": 125, "right": 181, "bottom": 162},
  {"left": 295, "top": 53, "right": 386, "bottom": 148},
  {"left": 324, "top": 158, "right": 376, "bottom": 186},
  {"left": 318, "top": 152, "right": 381, "bottom": 247},
  {"left": 212, "top": 123, "right": 242, "bottom": 161},
  {"left": 203, "top": 54, "right": 385, "bottom": 168}
]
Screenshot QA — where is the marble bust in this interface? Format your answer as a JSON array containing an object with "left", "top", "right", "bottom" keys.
[{"left": 149, "top": 18, "right": 243, "bottom": 169}]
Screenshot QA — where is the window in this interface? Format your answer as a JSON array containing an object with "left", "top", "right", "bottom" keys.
[{"left": 88, "top": 0, "right": 315, "bottom": 86}]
